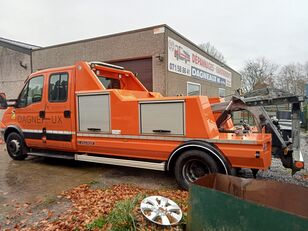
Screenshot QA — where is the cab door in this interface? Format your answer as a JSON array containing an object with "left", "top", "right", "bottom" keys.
[
  {"left": 14, "top": 75, "right": 46, "bottom": 148},
  {"left": 43, "top": 71, "right": 75, "bottom": 151}
]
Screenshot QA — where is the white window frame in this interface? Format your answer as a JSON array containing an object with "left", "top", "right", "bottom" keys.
[
  {"left": 187, "top": 81, "right": 201, "bottom": 96},
  {"left": 219, "top": 88, "right": 225, "bottom": 98}
]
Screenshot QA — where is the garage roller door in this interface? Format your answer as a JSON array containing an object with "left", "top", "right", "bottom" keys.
[{"left": 111, "top": 58, "right": 153, "bottom": 91}]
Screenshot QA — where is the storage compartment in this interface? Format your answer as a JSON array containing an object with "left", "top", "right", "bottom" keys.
[
  {"left": 140, "top": 101, "right": 185, "bottom": 135},
  {"left": 78, "top": 94, "right": 110, "bottom": 132}
]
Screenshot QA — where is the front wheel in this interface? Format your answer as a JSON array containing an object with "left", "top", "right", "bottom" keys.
[
  {"left": 174, "top": 150, "right": 219, "bottom": 190},
  {"left": 6, "top": 132, "right": 28, "bottom": 160}
]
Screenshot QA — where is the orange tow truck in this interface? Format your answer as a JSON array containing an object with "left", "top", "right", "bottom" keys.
[{"left": 0, "top": 61, "right": 304, "bottom": 189}]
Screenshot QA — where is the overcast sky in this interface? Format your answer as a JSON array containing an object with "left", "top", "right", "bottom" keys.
[{"left": 1, "top": 0, "right": 307, "bottom": 70}]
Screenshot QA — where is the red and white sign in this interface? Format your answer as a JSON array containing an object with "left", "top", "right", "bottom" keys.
[
  {"left": 168, "top": 37, "right": 232, "bottom": 87},
  {"left": 168, "top": 37, "right": 191, "bottom": 77}
]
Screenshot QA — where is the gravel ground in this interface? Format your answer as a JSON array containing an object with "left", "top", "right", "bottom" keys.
[{"left": 256, "top": 132, "right": 308, "bottom": 187}]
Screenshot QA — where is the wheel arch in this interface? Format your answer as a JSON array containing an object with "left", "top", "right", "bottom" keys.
[
  {"left": 166, "top": 140, "right": 231, "bottom": 174},
  {"left": 4, "top": 125, "right": 24, "bottom": 142}
]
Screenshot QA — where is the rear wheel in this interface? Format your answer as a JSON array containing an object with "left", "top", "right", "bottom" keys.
[
  {"left": 174, "top": 150, "right": 219, "bottom": 190},
  {"left": 6, "top": 132, "right": 28, "bottom": 160}
]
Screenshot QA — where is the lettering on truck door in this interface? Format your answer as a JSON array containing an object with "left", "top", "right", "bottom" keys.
[
  {"left": 43, "top": 71, "right": 74, "bottom": 150},
  {"left": 14, "top": 75, "right": 45, "bottom": 148}
]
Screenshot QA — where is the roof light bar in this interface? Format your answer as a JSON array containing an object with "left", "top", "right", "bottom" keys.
[{"left": 89, "top": 61, "right": 124, "bottom": 70}]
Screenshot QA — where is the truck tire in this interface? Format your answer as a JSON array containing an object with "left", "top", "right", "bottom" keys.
[
  {"left": 6, "top": 132, "right": 28, "bottom": 160},
  {"left": 174, "top": 149, "right": 219, "bottom": 190}
]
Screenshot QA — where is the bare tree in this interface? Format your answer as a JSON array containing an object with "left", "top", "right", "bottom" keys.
[
  {"left": 304, "top": 61, "right": 308, "bottom": 78},
  {"left": 241, "top": 57, "right": 278, "bottom": 92},
  {"left": 199, "top": 42, "right": 226, "bottom": 64},
  {"left": 276, "top": 63, "right": 308, "bottom": 95}
]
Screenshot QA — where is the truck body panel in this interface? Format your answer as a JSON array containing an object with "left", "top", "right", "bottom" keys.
[{"left": 0, "top": 61, "right": 303, "bottom": 189}]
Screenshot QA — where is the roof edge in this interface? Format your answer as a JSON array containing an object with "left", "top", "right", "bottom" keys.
[
  {"left": 0, "top": 37, "right": 40, "bottom": 48},
  {"left": 35, "top": 24, "right": 168, "bottom": 51},
  {"left": 31, "top": 24, "right": 240, "bottom": 75},
  {"left": 0, "top": 40, "right": 31, "bottom": 55}
]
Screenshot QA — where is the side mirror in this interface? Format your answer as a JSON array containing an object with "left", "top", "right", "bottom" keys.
[{"left": 0, "top": 93, "right": 8, "bottom": 109}]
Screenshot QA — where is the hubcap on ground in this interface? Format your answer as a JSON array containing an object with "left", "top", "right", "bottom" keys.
[{"left": 140, "top": 196, "right": 182, "bottom": 226}]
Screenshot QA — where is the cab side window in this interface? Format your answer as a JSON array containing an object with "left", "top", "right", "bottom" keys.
[
  {"left": 17, "top": 76, "right": 44, "bottom": 107},
  {"left": 49, "top": 73, "right": 68, "bottom": 102}
]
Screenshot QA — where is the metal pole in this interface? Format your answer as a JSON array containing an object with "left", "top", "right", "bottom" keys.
[{"left": 305, "top": 103, "right": 308, "bottom": 132}]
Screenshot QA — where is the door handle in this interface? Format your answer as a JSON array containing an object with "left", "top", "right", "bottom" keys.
[
  {"left": 153, "top": 129, "right": 171, "bottom": 133},
  {"left": 39, "top": 111, "right": 45, "bottom": 119},
  {"left": 64, "top": 110, "right": 71, "bottom": 118},
  {"left": 87, "top": 128, "right": 101, "bottom": 132}
]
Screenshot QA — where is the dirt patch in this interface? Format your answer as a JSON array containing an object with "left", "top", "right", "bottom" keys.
[
  {"left": 1, "top": 195, "right": 72, "bottom": 230},
  {"left": 1, "top": 184, "right": 188, "bottom": 231}
]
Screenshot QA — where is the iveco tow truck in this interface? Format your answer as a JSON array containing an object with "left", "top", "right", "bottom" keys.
[{"left": 0, "top": 61, "right": 305, "bottom": 189}]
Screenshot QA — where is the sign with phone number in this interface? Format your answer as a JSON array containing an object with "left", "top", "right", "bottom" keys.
[
  {"left": 168, "top": 37, "right": 232, "bottom": 87},
  {"left": 168, "top": 63, "right": 191, "bottom": 76}
]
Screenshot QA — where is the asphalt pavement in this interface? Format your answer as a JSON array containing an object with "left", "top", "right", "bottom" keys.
[{"left": 0, "top": 146, "right": 177, "bottom": 224}]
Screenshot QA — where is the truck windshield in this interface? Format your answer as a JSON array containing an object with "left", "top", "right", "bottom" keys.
[{"left": 97, "top": 76, "right": 120, "bottom": 89}]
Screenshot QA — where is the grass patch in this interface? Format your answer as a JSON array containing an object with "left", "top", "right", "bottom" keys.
[
  {"left": 88, "top": 180, "right": 99, "bottom": 185},
  {"left": 86, "top": 217, "right": 106, "bottom": 230},
  {"left": 87, "top": 194, "right": 143, "bottom": 231}
]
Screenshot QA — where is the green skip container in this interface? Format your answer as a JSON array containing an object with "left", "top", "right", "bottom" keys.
[{"left": 187, "top": 174, "right": 308, "bottom": 231}]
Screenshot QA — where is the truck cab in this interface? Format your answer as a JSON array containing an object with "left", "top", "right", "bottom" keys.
[{"left": 0, "top": 61, "right": 304, "bottom": 190}]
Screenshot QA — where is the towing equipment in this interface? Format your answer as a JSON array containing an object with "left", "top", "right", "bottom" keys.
[{"left": 0, "top": 61, "right": 304, "bottom": 189}]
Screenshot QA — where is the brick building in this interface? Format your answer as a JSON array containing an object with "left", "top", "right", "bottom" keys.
[{"left": 0, "top": 25, "right": 241, "bottom": 119}]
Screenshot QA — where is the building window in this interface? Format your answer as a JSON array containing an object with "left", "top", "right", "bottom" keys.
[
  {"left": 187, "top": 82, "right": 201, "bottom": 96},
  {"left": 49, "top": 73, "right": 69, "bottom": 102},
  {"left": 219, "top": 88, "right": 225, "bottom": 98}
]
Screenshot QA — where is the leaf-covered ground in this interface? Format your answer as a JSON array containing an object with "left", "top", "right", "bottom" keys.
[{"left": 4, "top": 184, "right": 188, "bottom": 231}]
